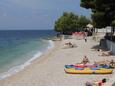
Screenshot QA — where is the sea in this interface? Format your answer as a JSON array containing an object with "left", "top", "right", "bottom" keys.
[{"left": 0, "top": 30, "right": 56, "bottom": 79}]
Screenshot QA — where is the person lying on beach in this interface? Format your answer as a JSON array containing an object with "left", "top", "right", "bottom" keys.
[
  {"left": 97, "top": 49, "right": 102, "bottom": 52},
  {"left": 99, "top": 51, "right": 112, "bottom": 56},
  {"left": 94, "top": 60, "right": 109, "bottom": 65},
  {"left": 85, "top": 78, "right": 107, "bottom": 86},
  {"left": 94, "top": 60, "right": 115, "bottom": 68},
  {"left": 81, "top": 55, "right": 90, "bottom": 65},
  {"left": 65, "top": 42, "right": 75, "bottom": 48},
  {"left": 93, "top": 48, "right": 111, "bottom": 56},
  {"left": 92, "top": 48, "right": 102, "bottom": 52}
]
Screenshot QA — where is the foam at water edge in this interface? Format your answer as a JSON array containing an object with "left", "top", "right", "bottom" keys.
[
  {"left": 0, "top": 40, "right": 54, "bottom": 80},
  {"left": 0, "top": 52, "right": 42, "bottom": 80},
  {"left": 47, "top": 40, "right": 54, "bottom": 49}
]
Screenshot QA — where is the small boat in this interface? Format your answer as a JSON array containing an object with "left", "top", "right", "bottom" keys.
[{"left": 64, "top": 68, "right": 112, "bottom": 74}]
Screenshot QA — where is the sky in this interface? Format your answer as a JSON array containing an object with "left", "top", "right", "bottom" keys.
[{"left": 0, "top": 0, "right": 91, "bottom": 30}]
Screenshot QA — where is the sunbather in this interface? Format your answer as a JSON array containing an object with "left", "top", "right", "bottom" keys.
[
  {"left": 75, "top": 56, "right": 90, "bottom": 65},
  {"left": 97, "top": 49, "right": 102, "bottom": 52},
  {"left": 85, "top": 78, "right": 107, "bottom": 86},
  {"left": 99, "top": 51, "right": 112, "bottom": 56},
  {"left": 65, "top": 42, "right": 76, "bottom": 48},
  {"left": 81, "top": 55, "right": 90, "bottom": 65},
  {"left": 94, "top": 60, "right": 115, "bottom": 68},
  {"left": 94, "top": 60, "right": 108, "bottom": 65}
]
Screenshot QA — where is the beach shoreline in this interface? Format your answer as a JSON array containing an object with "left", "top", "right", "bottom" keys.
[
  {"left": 0, "top": 39, "right": 62, "bottom": 83},
  {"left": 0, "top": 38, "right": 114, "bottom": 86},
  {"left": 0, "top": 39, "right": 56, "bottom": 80}
]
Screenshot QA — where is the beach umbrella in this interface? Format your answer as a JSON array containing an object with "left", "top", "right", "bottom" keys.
[{"left": 86, "top": 23, "right": 93, "bottom": 29}]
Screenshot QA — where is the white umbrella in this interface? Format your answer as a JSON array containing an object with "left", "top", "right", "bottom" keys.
[{"left": 86, "top": 23, "right": 93, "bottom": 28}]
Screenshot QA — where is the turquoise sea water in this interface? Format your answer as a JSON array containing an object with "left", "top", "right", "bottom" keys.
[{"left": 0, "top": 30, "right": 56, "bottom": 79}]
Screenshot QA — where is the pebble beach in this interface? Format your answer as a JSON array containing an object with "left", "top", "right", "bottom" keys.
[{"left": 0, "top": 37, "right": 115, "bottom": 86}]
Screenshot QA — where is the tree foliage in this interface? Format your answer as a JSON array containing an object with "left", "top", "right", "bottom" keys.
[
  {"left": 54, "top": 12, "right": 78, "bottom": 34},
  {"left": 80, "top": 0, "right": 115, "bottom": 28},
  {"left": 77, "top": 16, "right": 91, "bottom": 28},
  {"left": 54, "top": 12, "right": 90, "bottom": 34},
  {"left": 111, "top": 20, "right": 115, "bottom": 27}
]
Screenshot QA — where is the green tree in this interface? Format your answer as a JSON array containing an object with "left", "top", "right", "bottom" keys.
[
  {"left": 54, "top": 12, "right": 90, "bottom": 34},
  {"left": 80, "top": 0, "right": 115, "bottom": 28},
  {"left": 111, "top": 20, "right": 115, "bottom": 33},
  {"left": 77, "top": 16, "right": 91, "bottom": 29},
  {"left": 54, "top": 12, "right": 78, "bottom": 34}
]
